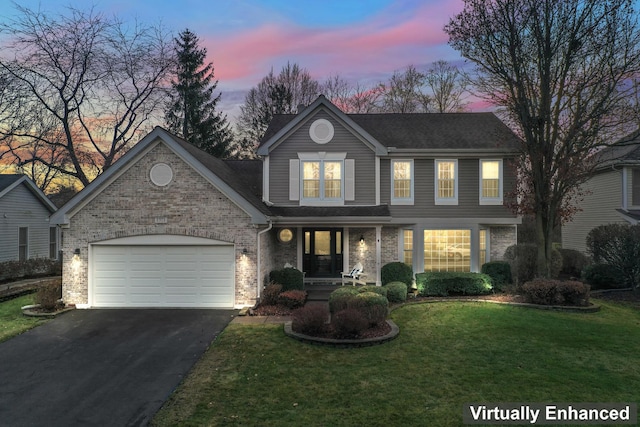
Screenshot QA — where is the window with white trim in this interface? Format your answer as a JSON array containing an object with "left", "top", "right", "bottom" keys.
[
  {"left": 424, "top": 229, "right": 470, "bottom": 272},
  {"left": 435, "top": 160, "right": 458, "bottom": 205},
  {"left": 479, "top": 229, "right": 487, "bottom": 266},
  {"left": 18, "top": 227, "right": 28, "bottom": 262},
  {"left": 391, "top": 160, "right": 414, "bottom": 204},
  {"left": 49, "top": 227, "right": 58, "bottom": 259},
  {"left": 480, "top": 160, "right": 503, "bottom": 205},
  {"left": 302, "top": 160, "right": 343, "bottom": 201},
  {"left": 402, "top": 229, "right": 413, "bottom": 266}
]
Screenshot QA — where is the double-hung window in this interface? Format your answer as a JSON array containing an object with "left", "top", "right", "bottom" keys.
[
  {"left": 435, "top": 160, "right": 458, "bottom": 205},
  {"left": 302, "top": 160, "right": 343, "bottom": 201},
  {"left": 391, "top": 160, "right": 414, "bottom": 205},
  {"left": 18, "top": 227, "right": 28, "bottom": 261},
  {"left": 480, "top": 160, "right": 503, "bottom": 205}
]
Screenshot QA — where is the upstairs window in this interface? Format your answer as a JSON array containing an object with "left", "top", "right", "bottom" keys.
[
  {"left": 302, "top": 160, "right": 342, "bottom": 201},
  {"left": 18, "top": 227, "right": 28, "bottom": 261},
  {"left": 480, "top": 160, "right": 503, "bottom": 205},
  {"left": 391, "top": 160, "right": 414, "bottom": 205},
  {"left": 435, "top": 160, "right": 458, "bottom": 205}
]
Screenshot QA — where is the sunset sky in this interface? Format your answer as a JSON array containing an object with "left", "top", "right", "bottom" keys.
[{"left": 0, "top": 0, "right": 467, "bottom": 120}]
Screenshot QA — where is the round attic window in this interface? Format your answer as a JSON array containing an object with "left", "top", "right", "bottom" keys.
[
  {"left": 150, "top": 163, "right": 173, "bottom": 187},
  {"left": 309, "top": 119, "right": 334, "bottom": 144}
]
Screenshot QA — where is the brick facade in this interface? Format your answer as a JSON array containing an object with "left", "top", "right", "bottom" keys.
[
  {"left": 62, "top": 142, "right": 261, "bottom": 307},
  {"left": 490, "top": 226, "right": 517, "bottom": 261}
]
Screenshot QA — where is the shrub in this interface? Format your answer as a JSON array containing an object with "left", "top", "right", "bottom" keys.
[
  {"left": 504, "top": 244, "right": 562, "bottom": 284},
  {"left": 268, "top": 267, "right": 304, "bottom": 291},
  {"left": 480, "top": 261, "right": 512, "bottom": 291},
  {"left": 521, "top": 279, "right": 590, "bottom": 306},
  {"left": 328, "top": 286, "right": 360, "bottom": 313},
  {"left": 415, "top": 272, "right": 493, "bottom": 297},
  {"left": 357, "top": 285, "right": 388, "bottom": 298},
  {"left": 381, "top": 262, "right": 413, "bottom": 287},
  {"left": 331, "top": 309, "right": 368, "bottom": 339},
  {"left": 586, "top": 224, "right": 640, "bottom": 290},
  {"left": 291, "top": 305, "right": 329, "bottom": 336},
  {"left": 383, "top": 281, "right": 407, "bottom": 302},
  {"left": 277, "top": 290, "right": 307, "bottom": 309},
  {"left": 353, "top": 291, "right": 388, "bottom": 326},
  {"left": 35, "top": 281, "right": 62, "bottom": 311},
  {"left": 261, "top": 282, "right": 282, "bottom": 306},
  {"left": 581, "top": 264, "right": 625, "bottom": 290},
  {"left": 559, "top": 249, "right": 591, "bottom": 277},
  {"left": 0, "top": 258, "right": 61, "bottom": 282}
]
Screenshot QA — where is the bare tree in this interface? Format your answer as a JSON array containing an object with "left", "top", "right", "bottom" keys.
[
  {"left": 237, "top": 62, "right": 321, "bottom": 149},
  {"left": 425, "top": 60, "right": 467, "bottom": 113},
  {"left": 380, "top": 65, "right": 428, "bottom": 113},
  {"left": 446, "top": 0, "right": 640, "bottom": 277},
  {"left": 0, "top": 5, "right": 174, "bottom": 189},
  {"left": 321, "top": 74, "right": 384, "bottom": 113}
]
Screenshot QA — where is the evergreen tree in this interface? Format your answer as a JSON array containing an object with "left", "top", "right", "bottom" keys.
[{"left": 166, "top": 29, "right": 233, "bottom": 157}]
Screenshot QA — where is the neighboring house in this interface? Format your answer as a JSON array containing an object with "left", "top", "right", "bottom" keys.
[
  {"left": 562, "top": 133, "right": 640, "bottom": 253},
  {"left": 0, "top": 174, "right": 59, "bottom": 263},
  {"left": 51, "top": 95, "right": 521, "bottom": 309}
]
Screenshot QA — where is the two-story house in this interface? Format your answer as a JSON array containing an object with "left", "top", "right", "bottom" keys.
[
  {"left": 562, "top": 132, "right": 640, "bottom": 253},
  {"left": 51, "top": 95, "right": 521, "bottom": 309}
]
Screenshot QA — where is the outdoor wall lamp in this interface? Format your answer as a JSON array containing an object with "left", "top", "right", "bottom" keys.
[
  {"left": 73, "top": 248, "right": 80, "bottom": 261},
  {"left": 359, "top": 235, "right": 365, "bottom": 246},
  {"left": 242, "top": 248, "right": 248, "bottom": 255}
]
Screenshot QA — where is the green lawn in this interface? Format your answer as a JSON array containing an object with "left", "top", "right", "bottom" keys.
[
  {"left": 0, "top": 294, "right": 49, "bottom": 343},
  {"left": 152, "top": 300, "right": 640, "bottom": 426}
]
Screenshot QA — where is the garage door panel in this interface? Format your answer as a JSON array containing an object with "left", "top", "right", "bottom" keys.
[{"left": 92, "top": 243, "right": 235, "bottom": 308}]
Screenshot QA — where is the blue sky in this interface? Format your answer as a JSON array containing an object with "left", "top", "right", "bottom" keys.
[{"left": 0, "top": 0, "right": 466, "bottom": 119}]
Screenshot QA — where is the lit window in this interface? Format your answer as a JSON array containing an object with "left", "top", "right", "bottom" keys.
[
  {"left": 480, "top": 160, "right": 503, "bottom": 204},
  {"left": 479, "top": 229, "right": 487, "bottom": 267},
  {"left": 424, "top": 230, "right": 470, "bottom": 272},
  {"left": 392, "top": 160, "right": 413, "bottom": 204},
  {"left": 403, "top": 229, "right": 413, "bottom": 266},
  {"left": 302, "top": 161, "right": 342, "bottom": 200},
  {"left": 435, "top": 160, "right": 458, "bottom": 205}
]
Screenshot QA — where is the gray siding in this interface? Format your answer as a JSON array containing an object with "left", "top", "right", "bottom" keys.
[
  {"left": 381, "top": 158, "right": 517, "bottom": 218},
  {"left": 268, "top": 109, "right": 376, "bottom": 205},
  {"left": 0, "top": 183, "right": 54, "bottom": 262},
  {"left": 562, "top": 169, "right": 626, "bottom": 253}
]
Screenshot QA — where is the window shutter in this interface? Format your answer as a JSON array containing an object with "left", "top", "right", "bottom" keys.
[
  {"left": 345, "top": 159, "right": 355, "bottom": 201},
  {"left": 289, "top": 159, "right": 300, "bottom": 201}
]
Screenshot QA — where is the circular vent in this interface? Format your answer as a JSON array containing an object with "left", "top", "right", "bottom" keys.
[
  {"left": 150, "top": 163, "right": 173, "bottom": 187},
  {"left": 309, "top": 119, "right": 334, "bottom": 144}
]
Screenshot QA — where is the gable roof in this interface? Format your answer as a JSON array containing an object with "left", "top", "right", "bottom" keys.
[
  {"left": 0, "top": 174, "right": 57, "bottom": 213},
  {"left": 51, "top": 127, "right": 269, "bottom": 225},
  {"left": 596, "top": 130, "right": 640, "bottom": 169},
  {"left": 258, "top": 96, "right": 521, "bottom": 155}
]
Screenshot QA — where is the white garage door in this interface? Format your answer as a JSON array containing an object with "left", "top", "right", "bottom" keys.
[{"left": 91, "top": 243, "right": 235, "bottom": 308}]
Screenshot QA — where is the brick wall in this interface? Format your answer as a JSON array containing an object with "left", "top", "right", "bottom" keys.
[
  {"left": 62, "top": 141, "right": 260, "bottom": 307},
  {"left": 490, "top": 226, "right": 517, "bottom": 261}
]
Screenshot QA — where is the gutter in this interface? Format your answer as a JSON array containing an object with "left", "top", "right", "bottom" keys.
[{"left": 256, "top": 220, "right": 273, "bottom": 301}]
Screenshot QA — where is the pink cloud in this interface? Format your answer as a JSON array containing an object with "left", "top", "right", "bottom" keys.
[{"left": 204, "top": 1, "right": 464, "bottom": 89}]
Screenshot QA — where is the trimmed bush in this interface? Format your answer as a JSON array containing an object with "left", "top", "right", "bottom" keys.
[
  {"left": 353, "top": 291, "right": 388, "bottom": 326},
  {"left": 331, "top": 309, "right": 368, "bottom": 339},
  {"left": 581, "top": 264, "right": 625, "bottom": 290},
  {"left": 277, "top": 290, "right": 307, "bottom": 309},
  {"left": 415, "top": 272, "right": 493, "bottom": 297},
  {"left": 35, "top": 281, "right": 62, "bottom": 311},
  {"left": 268, "top": 267, "right": 304, "bottom": 291},
  {"left": 480, "top": 261, "right": 512, "bottom": 291},
  {"left": 0, "top": 258, "right": 61, "bottom": 282},
  {"left": 357, "top": 285, "right": 388, "bottom": 298},
  {"left": 586, "top": 224, "right": 640, "bottom": 290},
  {"left": 521, "top": 279, "right": 590, "bottom": 306},
  {"left": 261, "top": 282, "right": 282, "bottom": 306},
  {"left": 504, "top": 244, "right": 562, "bottom": 283},
  {"left": 291, "top": 305, "right": 329, "bottom": 336},
  {"left": 559, "top": 249, "right": 591, "bottom": 277},
  {"left": 328, "top": 286, "right": 360, "bottom": 313},
  {"left": 384, "top": 281, "right": 407, "bottom": 302},
  {"left": 381, "top": 262, "right": 413, "bottom": 287}
]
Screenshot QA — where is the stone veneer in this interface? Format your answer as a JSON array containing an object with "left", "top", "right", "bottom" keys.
[
  {"left": 490, "top": 226, "right": 517, "bottom": 261},
  {"left": 62, "top": 142, "right": 261, "bottom": 307}
]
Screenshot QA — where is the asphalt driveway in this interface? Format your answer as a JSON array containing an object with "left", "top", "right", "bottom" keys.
[{"left": 0, "top": 308, "right": 236, "bottom": 426}]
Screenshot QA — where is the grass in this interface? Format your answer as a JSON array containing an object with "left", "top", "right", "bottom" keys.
[
  {"left": 0, "top": 294, "right": 49, "bottom": 343},
  {"left": 152, "top": 300, "right": 640, "bottom": 426}
]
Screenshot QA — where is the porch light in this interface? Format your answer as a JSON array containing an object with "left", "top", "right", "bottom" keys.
[
  {"left": 359, "top": 235, "right": 365, "bottom": 246},
  {"left": 242, "top": 248, "right": 248, "bottom": 255},
  {"left": 73, "top": 248, "right": 80, "bottom": 261}
]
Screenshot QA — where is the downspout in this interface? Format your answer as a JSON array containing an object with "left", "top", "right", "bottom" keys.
[{"left": 256, "top": 220, "right": 273, "bottom": 301}]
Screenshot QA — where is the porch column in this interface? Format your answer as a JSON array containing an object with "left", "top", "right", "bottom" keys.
[{"left": 375, "top": 225, "right": 382, "bottom": 286}]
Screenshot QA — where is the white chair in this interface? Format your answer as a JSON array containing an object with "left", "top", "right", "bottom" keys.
[{"left": 341, "top": 262, "right": 367, "bottom": 286}]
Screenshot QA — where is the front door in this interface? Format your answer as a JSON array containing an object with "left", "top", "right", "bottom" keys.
[{"left": 303, "top": 228, "right": 343, "bottom": 277}]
